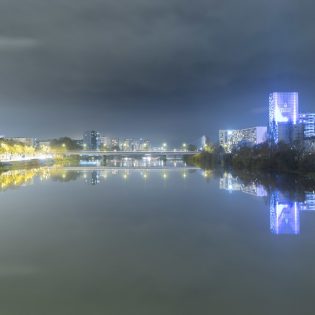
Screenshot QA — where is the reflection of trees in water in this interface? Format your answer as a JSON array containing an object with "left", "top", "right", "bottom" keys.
[
  {"left": 0, "top": 166, "right": 202, "bottom": 190},
  {"left": 218, "top": 170, "right": 315, "bottom": 201},
  {"left": 228, "top": 170, "right": 315, "bottom": 200},
  {"left": 0, "top": 168, "right": 83, "bottom": 191},
  {"left": 0, "top": 168, "right": 50, "bottom": 191}
]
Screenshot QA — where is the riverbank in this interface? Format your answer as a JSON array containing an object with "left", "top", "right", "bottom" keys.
[
  {"left": 186, "top": 143, "right": 315, "bottom": 175},
  {"left": 185, "top": 149, "right": 315, "bottom": 195}
]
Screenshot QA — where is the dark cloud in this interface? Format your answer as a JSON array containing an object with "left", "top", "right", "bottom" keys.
[{"left": 0, "top": 0, "right": 314, "bottom": 143}]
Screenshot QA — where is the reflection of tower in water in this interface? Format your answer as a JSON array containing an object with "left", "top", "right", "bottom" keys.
[
  {"left": 270, "top": 191, "right": 315, "bottom": 235},
  {"left": 84, "top": 171, "right": 100, "bottom": 185},
  {"left": 270, "top": 192, "right": 300, "bottom": 235},
  {"left": 219, "top": 173, "right": 315, "bottom": 235}
]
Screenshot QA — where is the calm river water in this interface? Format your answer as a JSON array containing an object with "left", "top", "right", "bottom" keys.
[{"left": 0, "top": 161, "right": 315, "bottom": 315}]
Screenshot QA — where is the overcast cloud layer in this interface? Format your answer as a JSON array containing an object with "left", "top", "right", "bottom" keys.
[{"left": 0, "top": 0, "right": 314, "bottom": 143}]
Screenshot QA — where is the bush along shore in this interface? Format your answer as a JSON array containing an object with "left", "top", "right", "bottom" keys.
[{"left": 185, "top": 142, "right": 315, "bottom": 175}]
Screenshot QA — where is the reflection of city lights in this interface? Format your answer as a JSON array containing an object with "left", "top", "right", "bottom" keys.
[
  {"left": 182, "top": 173, "right": 187, "bottom": 178},
  {"left": 162, "top": 173, "right": 168, "bottom": 179}
]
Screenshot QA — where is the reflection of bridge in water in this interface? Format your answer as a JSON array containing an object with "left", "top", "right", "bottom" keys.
[
  {"left": 59, "top": 166, "right": 199, "bottom": 172},
  {"left": 63, "top": 150, "right": 197, "bottom": 157}
]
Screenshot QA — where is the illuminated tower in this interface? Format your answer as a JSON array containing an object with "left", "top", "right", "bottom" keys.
[{"left": 269, "top": 92, "right": 299, "bottom": 143}]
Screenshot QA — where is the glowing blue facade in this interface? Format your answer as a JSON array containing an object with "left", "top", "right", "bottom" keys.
[{"left": 269, "top": 92, "right": 299, "bottom": 143}]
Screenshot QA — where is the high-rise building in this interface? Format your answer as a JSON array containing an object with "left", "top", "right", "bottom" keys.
[
  {"left": 219, "top": 127, "right": 267, "bottom": 153},
  {"left": 300, "top": 113, "right": 315, "bottom": 139},
  {"left": 269, "top": 92, "right": 299, "bottom": 143},
  {"left": 83, "top": 131, "right": 100, "bottom": 150}
]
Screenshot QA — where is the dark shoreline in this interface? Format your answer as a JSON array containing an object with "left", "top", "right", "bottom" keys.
[{"left": 185, "top": 151, "right": 315, "bottom": 196}]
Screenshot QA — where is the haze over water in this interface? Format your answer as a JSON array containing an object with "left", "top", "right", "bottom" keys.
[{"left": 0, "top": 163, "right": 315, "bottom": 315}]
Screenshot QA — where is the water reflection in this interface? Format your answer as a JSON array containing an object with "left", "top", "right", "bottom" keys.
[
  {"left": 0, "top": 168, "right": 50, "bottom": 191},
  {"left": 219, "top": 172, "right": 315, "bottom": 235},
  {"left": 219, "top": 172, "right": 267, "bottom": 197},
  {"left": 270, "top": 192, "right": 300, "bottom": 235},
  {"left": 2, "top": 166, "right": 315, "bottom": 237},
  {"left": 79, "top": 157, "right": 185, "bottom": 169},
  {"left": 0, "top": 165, "right": 199, "bottom": 191}
]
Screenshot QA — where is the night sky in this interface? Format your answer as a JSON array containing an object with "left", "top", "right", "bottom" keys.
[{"left": 0, "top": 0, "right": 314, "bottom": 144}]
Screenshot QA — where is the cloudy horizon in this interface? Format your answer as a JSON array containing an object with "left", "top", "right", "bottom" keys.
[{"left": 1, "top": 0, "right": 315, "bottom": 144}]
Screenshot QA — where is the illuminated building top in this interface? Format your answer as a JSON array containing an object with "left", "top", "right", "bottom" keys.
[{"left": 269, "top": 92, "right": 299, "bottom": 143}]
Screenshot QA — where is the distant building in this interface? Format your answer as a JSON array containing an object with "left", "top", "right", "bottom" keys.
[
  {"left": 139, "top": 139, "right": 151, "bottom": 151},
  {"left": 120, "top": 139, "right": 133, "bottom": 151},
  {"left": 111, "top": 138, "right": 120, "bottom": 150},
  {"left": 7, "top": 137, "right": 37, "bottom": 147},
  {"left": 201, "top": 135, "right": 209, "bottom": 149},
  {"left": 83, "top": 131, "right": 100, "bottom": 150},
  {"left": 269, "top": 92, "right": 299, "bottom": 143},
  {"left": 100, "top": 136, "right": 111, "bottom": 149},
  {"left": 219, "top": 130, "right": 235, "bottom": 152},
  {"left": 219, "top": 127, "right": 267, "bottom": 153},
  {"left": 118, "top": 138, "right": 151, "bottom": 151},
  {"left": 276, "top": 122, "right": 304, "bottom": 145},
  {"left": 300, "top": 113, "right": 315, "bottom": 139}
]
